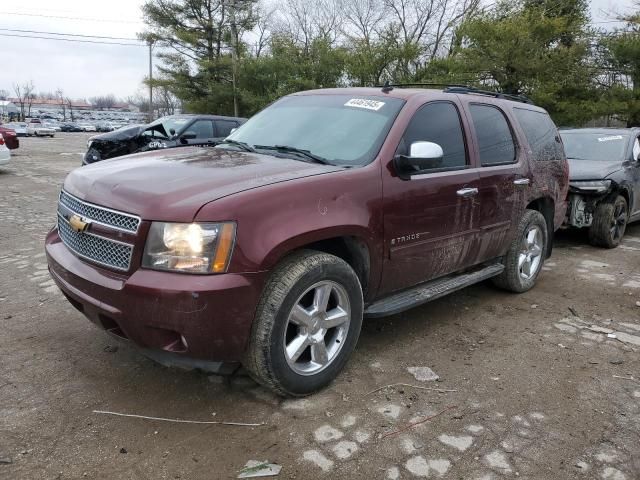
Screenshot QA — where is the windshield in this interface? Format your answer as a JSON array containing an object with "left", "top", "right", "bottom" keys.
[
  {"left": 224, "top": 94, "right": 405, "bottom": 166},
  {"left": 560, "top": 132, "right": 629, "bottom": 161},
  {"left": 145, "top": 116, "right": 192, "bottom": 139}
]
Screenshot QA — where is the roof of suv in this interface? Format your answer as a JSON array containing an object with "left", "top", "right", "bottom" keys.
[{"left": 293, "top": 87, "right": 540, "bottom": 108}]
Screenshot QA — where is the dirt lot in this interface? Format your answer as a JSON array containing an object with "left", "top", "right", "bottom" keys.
[{"left": 1, "top": 133, "right": 639, "bottom": 480}]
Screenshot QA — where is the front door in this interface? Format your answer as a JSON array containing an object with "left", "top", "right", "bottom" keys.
[{"left": 380, "top": 100, "right": 480, "bottom": 295}]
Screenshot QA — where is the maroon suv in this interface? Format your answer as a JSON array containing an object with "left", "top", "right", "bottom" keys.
[{"left": 46, "top": 86, "right": 569, "bottom": 396}]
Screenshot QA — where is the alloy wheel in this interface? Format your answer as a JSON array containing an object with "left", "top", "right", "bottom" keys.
[
  {"left": 518, "top": 225, "right": 543, "bottom": 280},
  {"left": 283, "top": 281, "right": 351, "bottom": 376}
]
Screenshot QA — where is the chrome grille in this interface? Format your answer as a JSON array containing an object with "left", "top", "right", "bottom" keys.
[
  {"left": 57, "top": 214, "right": 133, "bottom": 271},
  {"left": 59, "top": 191, "right": 140, "bottom": 233}
]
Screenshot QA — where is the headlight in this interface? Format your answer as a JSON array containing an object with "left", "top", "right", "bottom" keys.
[
  {"left": 569, "top": 180, "right": 611, "bottom": 193},
  {"left": 142, "top": 222, "right": 236, "bottom": 274}
]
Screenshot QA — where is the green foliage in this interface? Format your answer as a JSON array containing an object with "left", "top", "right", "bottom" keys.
[{"left": 140, "top": 0, "right": 638, "bottom": 126}]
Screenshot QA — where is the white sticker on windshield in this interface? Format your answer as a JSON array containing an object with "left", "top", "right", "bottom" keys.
[
  {"left": 597, "top": 135, "right": 623, "bottom": 142},
  {"left": 344, "top": 98, "right": 386, "bottom": 111}
]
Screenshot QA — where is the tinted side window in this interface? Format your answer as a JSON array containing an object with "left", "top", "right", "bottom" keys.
[
  {"left": 399, "top": 102, "right": 467, "bottom": 170},
  {"left": 188, "top": 120, "right": 214, "bottom": 139},
  {"left": 469, "top": 104, "right": 516, "bottom": 166},
  {"left": 513, "top": 108, "right": 563, "bottom": 162},
  {"left": 215, "top": 120, "right": 238, "bottom": 138}
]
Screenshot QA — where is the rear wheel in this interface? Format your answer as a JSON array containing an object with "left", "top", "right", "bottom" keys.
[
  {"left": 493, "top": 209, "right": 548, "bottom": 293},
  {"left": 245, "top": 251, "right": 363, "bottom": 397},
  {"left": 589, "top": 195, "right": 627, "bottom": 248}
]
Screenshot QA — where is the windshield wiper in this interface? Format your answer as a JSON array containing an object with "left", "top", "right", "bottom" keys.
[
  {"left": 254, "top": 145, "right": 332, "bottom": 165},
  {"left": 217, "top": 139, "right": 256, "bottom": 152}
]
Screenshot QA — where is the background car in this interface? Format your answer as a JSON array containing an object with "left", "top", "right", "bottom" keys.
[
  {"left": 0, "top": 133, "right": 11, "bottom": 166},
  {"left": 4, "top": 122, "right": 28, "bottom": 137},
  {"left": 0, "top": 125, "right": 19, "bottom": 150},
  {"left": 60, "top": 123, "right": 84, "bottom": 132},
  {"left": 43, "top": 122, "right": 62, "bottom": 132},
  {"left": 27, "top": 122, "right": 56, "bottom": 137},
  {"left": 561, "top": 127, "right": 640, "bottom": 248},
  {"left": 84, "top": 114, "right": 247, "bottom": 164},
  {"left": 78, "top": 123, "right": 97, "bottom": 132}
]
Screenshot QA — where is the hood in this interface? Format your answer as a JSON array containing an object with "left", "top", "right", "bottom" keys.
[
  {"left": 568, "top": 158, "right": 623, "bottom": 181},
  {"left": 90, "top": 125, "right": 145, "bottom": 142},
  {"left": 64, "top": 147, "right": 343, "bottom": 221}
]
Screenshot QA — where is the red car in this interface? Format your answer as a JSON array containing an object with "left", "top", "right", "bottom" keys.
[
  {"left": 46, "top": 86, "right": 569, "bottom": 396},
  {"left": 0, "top": 125, "right": 19, "bottom": 150}
]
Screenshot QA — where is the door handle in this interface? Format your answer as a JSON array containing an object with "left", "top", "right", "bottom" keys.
[
  {"left": 514, "top": 178, "right": 531, "bottom": 186},
  {"left": 457, "top": 187, "right": 479, "bottom": 198}
]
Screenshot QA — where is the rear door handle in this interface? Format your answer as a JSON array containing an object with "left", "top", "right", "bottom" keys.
[
  {"left": 514, "top": 178, "right": 531, "bottom": 186},
  {"left": 457, "top": 187, "right": 479, "bottom": 198}
]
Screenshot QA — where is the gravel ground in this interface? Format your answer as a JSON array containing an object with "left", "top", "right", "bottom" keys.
[{"left": 1, "top": 133, "right": 640, "bottom": 480}]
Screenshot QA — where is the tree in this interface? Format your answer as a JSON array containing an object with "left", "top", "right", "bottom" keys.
[
  {"left": 141, "top": 0, "right": 259, "bottom": 115},
  {"left": 90, "top": 94, "right": 118, "bottom": 110},
  {"left": 424, "top": 0, "right": 595, "bottom": 125},
  {"left": 598, "top": 2, "right": 640, "bottom": 126},
  {"left": 12, "top": 81, "right": 35, "bottom": 120}
]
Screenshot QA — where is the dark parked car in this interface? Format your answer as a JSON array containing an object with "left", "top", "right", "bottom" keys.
[
  {"left": 60, "top": 123, "right": 84, "bottom": 132},
  {"left": 0, "top": 125, "right": 19, "bottom": 150},
  {"left": 83, "top": 114, "right": 247, "bottom": 165},
  {"left": 560, "top": 128, "right": 640, "bottom": 248},
  {"left": 46, "top": 86, "right": 568, "bottom": 396}
]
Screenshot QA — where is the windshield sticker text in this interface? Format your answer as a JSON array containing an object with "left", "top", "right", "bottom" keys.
[
  {"left": 597, "top": 135, "right": 623, "bottom": 142},
  {"left": 344, "top": 99, "right": 385, "bottom": 111}
]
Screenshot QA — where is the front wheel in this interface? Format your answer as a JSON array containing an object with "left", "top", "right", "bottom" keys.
[
  {"left": 245, "top": 251, "right": 363, "bottom": 397},
  {"left": 589, "top": 195, "right": 627, "bottom": 249},
  {"left": 493, "top": 209, "right": 548, "bottom": 293}
]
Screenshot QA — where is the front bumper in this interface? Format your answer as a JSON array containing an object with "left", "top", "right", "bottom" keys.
[{"left": 45, "top": 228, "right": 267, "bottom": 363}]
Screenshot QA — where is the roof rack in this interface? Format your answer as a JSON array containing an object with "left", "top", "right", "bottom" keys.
[
  {"left": 443, "top": 86, "right": 534, "bottom": 105},
  {"left": 377, "top": 82, "right": 534, "bottom": 105}
]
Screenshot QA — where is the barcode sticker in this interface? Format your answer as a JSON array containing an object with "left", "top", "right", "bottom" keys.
[
  {"left": 344, "top": 99, "right": 386, "bottom": 111},
  {"left": 597, "top": 135, "right": 623, "bottom": 142}
]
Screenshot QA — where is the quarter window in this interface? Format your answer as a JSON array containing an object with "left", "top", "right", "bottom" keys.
[
  {"left": 513, "top": 108, "right": 563, "bottom": 162},
  {"left": 398, "top": 102, "right": 467, "bottom": 170},
  {"left": 633, "top": 138, "right": 640, "bottom": 161},
  {"left": 469, "top": 104, "right": 516, "bottom": 166}
]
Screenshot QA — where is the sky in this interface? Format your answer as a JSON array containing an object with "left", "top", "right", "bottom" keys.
[{"left": 0, "top": 0, "right": 636, "bottom": 101}]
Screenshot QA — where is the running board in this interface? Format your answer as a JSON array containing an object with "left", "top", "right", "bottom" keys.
[{"left": 364, "top": 263, "right": 505, "bottom": 318}]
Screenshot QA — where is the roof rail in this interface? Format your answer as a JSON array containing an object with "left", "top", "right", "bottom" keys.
[
  {"left": 376, "top": 82, "right": 535, "bottom": 105},
  {"left": 443, "top": 86, "right": 534, "bottom": 105}
]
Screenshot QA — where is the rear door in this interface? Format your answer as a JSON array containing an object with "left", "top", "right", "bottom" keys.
[
  {"left": 214, "top": 119, "right": 239, "bottom": 142},
  {"left": 464, "top": 103, "right": 528, "bottom": 263},
  {"left": 380, "top": 100, "right": 480, "bottom": 295}
]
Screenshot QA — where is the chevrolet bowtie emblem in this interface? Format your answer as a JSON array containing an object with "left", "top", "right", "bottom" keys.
[{"left": 69, "top": 214, "right": 90, "bottom": 233}]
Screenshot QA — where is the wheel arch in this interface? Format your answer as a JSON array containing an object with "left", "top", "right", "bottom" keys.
[
  {"left": 525, "top": 196, "right": 555, "bottom": 258},
  {"left": 262, "top": 231, "right": 375, "bottom": 299}
]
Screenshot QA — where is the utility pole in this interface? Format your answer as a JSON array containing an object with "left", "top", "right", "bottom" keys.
[
  {"left": 229, "top": 0, "right": 239, "bottom": 117},
  {"left": 148, "top": 39, "right": 154, "bottom": 122}
]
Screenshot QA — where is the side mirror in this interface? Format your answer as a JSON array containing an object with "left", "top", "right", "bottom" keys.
[
  {"left": 395, "top": 141, "right": 444, "bottom": 179},
  {"left": 180, "top": 131, "right": 197, "bottom": 143}
]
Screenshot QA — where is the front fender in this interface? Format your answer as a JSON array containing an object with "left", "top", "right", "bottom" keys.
[{"left": 194, "top": 164, "right": 384, "bottom": 294}]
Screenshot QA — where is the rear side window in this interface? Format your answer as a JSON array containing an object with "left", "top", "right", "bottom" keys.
[
  {"left": 399, "top": 101, "right": 467, "bottom": 170},
  {"left": 215, "top": 120, "right": 238, "bottom": 138},
  {"left": 469, "top": 104, "right": 516, "bottom": 166},
  {"left": 513, "top": 108, "right": 563, "bottom": 162}
]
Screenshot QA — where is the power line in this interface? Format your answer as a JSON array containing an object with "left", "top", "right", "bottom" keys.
[
  {"left": 0, "top": 11, "right": 143, "bottom": 24},
  {"left": 0, "top": 28, "right": 141, "bottom": 42},
  {"left": 0, "top": 32, "right": 145, "bottom": 47}
]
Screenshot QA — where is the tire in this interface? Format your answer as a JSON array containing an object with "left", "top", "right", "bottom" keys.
[
  {"left": 589, "top": 195, "right": 628, "bottom": 249},
  {"left": 493, "top": 209, "right": 548, "bottom": 293},
  {"left": 245, "top": 250, "right": 363, "bottom": 397}
]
